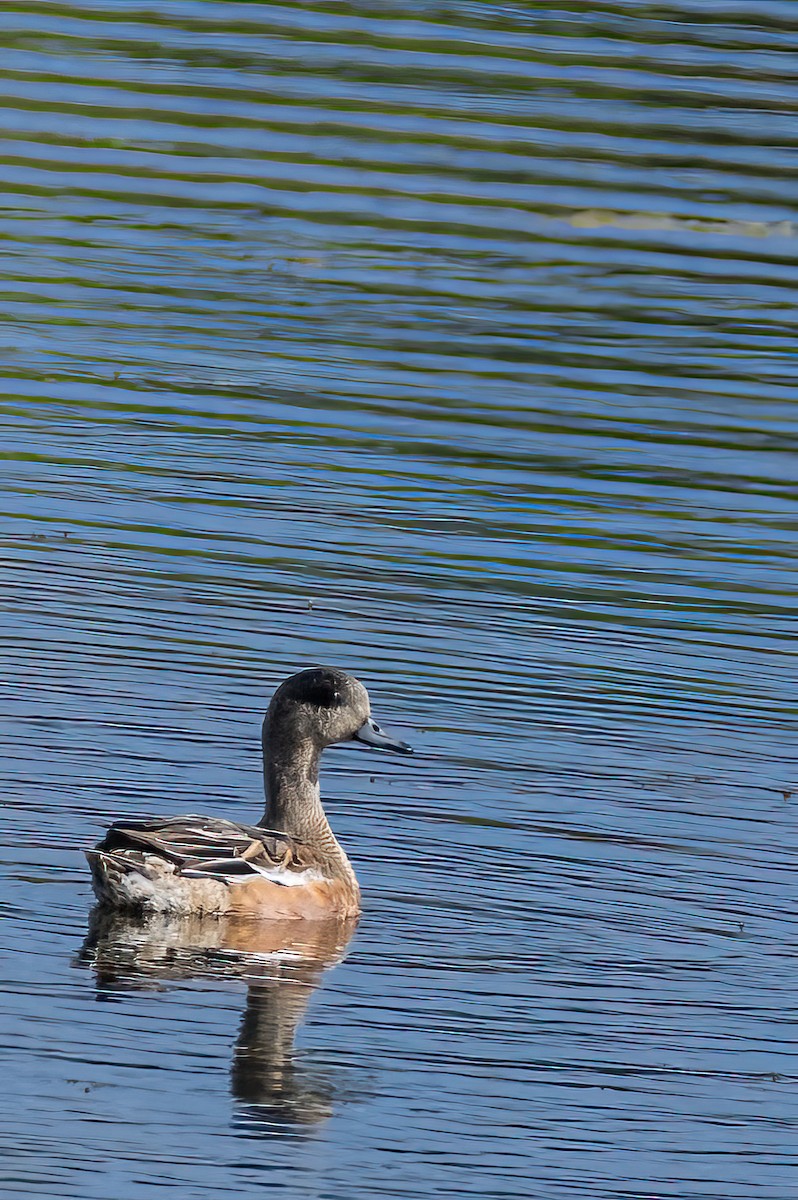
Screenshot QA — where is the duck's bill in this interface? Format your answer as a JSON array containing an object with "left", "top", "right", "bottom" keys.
[{"left": 354, "top": 716, "right": 413, "bottom": 754}]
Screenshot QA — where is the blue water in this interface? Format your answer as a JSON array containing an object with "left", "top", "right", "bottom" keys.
[{"left": 1, "top": 3, "right": 797, "bottom": 1197}]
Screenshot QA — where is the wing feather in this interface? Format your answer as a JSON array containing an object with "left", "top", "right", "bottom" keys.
[{"left": 96, "top": 815, "right": 319, "bottom": 887}]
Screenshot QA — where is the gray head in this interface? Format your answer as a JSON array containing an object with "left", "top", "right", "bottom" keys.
[{"left": 264, "top": 667, "right": 412, "bottom": 755}]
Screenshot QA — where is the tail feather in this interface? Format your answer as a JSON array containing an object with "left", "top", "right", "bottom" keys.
[{"left": 86, "top": 848, "right": 135, "bottom": 905}]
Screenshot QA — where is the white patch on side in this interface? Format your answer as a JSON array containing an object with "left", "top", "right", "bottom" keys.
[
  {"left": 244, "top": 862, "right": 327, "bottom": 887},
  {"left": 181, "top": 861, "right": 327, "bottom": 888}
]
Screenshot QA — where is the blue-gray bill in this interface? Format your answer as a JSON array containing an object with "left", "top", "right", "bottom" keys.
[{"left": 353, "top": 717, "right": 413, "bottom": 754}]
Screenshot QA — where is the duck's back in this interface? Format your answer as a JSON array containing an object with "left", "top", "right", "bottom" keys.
[{"left": 87, "top": 815, "right": 359, "bottom": 919}]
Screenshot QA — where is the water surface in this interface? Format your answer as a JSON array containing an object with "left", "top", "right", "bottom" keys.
[{"left": 1, "top": 3, "right": 797, "bottom": 1198}]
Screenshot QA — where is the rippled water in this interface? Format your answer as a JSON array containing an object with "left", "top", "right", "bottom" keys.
[{"left": 2, "top": 3, "right": 798, "bottom": 1197}]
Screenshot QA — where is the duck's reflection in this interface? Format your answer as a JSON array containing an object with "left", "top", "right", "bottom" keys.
[{"left": 80, "top": 908, "right": 358, "bottom": 1129}]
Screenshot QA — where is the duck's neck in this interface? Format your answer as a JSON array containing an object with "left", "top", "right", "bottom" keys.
[{"left": 260, "top": 727, "right": 355, "bottom": 885}]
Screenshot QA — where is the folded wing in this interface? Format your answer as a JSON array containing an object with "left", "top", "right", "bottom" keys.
[{"left": 94, "top": 815, "right": 321, "bottom": 887}]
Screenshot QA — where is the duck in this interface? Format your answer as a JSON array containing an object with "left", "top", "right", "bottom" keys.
[{"left": 86, "top": 667, "right": 412, "bottom": 920}]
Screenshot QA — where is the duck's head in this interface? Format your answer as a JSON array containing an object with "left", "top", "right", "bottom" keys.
[{"left": 265, "top": 667, "right": 412, "bottom": 755}]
